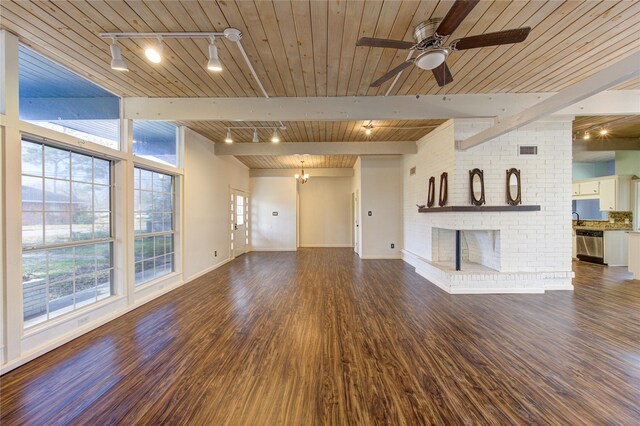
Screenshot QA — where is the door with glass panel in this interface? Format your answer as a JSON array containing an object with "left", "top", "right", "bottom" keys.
[{"left": 231, "top": 189, "right": 249, "bottom": 257}]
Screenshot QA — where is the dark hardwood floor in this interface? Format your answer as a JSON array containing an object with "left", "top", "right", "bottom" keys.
[{"left": 1, "top": 249, "right": 639, "bottom": 425}]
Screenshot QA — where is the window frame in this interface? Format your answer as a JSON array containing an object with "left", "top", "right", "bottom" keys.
[
  {"left": 20, "top": 137, "right": 117, "bottom": 328},
  {"left": 132, "top": 164, "right": 179, "bottom": 288}
]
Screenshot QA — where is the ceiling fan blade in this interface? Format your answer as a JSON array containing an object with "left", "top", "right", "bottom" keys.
[
  {"left": 370, "top": 60, "right": 415, "bottom": 87},
  {"left": 451, "top": 27, "right": 531, "bottom": 50},
  {"left": 436, "top": 0, "right": 480, "bottom": 37},
  {"left": 432, "top": 62, "right": 453, "bottom": 87},
  {"left": 356, "top": 37, "right": 415, "bottom": 50}
]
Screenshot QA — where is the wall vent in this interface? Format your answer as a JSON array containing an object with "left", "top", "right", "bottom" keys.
[
  {"left": 409, "top": 166, "right": 416, "bottom": 176},
  {"left": 519, "top": 145, "right": 538, "bottom": 155}
]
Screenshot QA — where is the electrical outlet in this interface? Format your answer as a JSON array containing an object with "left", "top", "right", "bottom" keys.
[
  {"left": 391, "top": 243, "right": 395, "bottom": 249},
  {"left": 78, "top": 316, "right": 89, "bottom": 326}
]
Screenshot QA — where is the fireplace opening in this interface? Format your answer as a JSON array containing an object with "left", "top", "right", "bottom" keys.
[{"left": 432, "top": 228, "right": 500, "bottom": 272}]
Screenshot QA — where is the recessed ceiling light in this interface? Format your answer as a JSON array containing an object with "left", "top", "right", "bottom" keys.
[{"left": 145, "top": 38, "right": 163, "bottom": 63}]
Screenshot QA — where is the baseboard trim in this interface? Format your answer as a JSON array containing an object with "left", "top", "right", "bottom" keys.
[
  {"left": 250, "top": 248, "right": 297, "bottom": 252},
  {"left": 1, "top": 257, "right": 238, "bottom": 375},
  {"left": 360, "top": 254, "right": 403, "bottom": 260},
  {"left": 299, "top": 244, "right": 353, "bottom": 248}
]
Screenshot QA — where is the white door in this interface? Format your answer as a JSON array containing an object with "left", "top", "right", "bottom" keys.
[
  {"left": 354, "top": 191, "right": 360, "bottom": 255},
  {"left": 231, "top": 190, "right": 249, "bottom": 257}
]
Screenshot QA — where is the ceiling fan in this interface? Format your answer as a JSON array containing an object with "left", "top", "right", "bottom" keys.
[{"left": 357, "top": 0, "right": 531, "bottom": 88}]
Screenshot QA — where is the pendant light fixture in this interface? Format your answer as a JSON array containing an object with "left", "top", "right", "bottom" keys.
[
  {"left": 295, "top": 160, "right": 310, "bottom": 184},
  {"left": 271, "top": 128, "right": 280, "bottom": 143},
  {"left": 109, "top": 39, "right": 128, "bottom": 71},
  {"left": 207, "top": 36, "right": 223, "bottom": 72},
  {"left": 225, "top": 128, "right": 233, "bottom": 143},
  {"left": 252, "top": 128, "right": 259, "bottom": 143},
  {"left": 145, "top": 37, "right": 163, "bottom": 63}
]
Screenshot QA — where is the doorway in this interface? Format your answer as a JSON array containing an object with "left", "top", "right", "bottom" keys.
[
  {"left": 231, "top": 189, "right": 249, "bottom": 257},
  {"left": 353, "top": 190, "right": 360, "bottom": 255}
]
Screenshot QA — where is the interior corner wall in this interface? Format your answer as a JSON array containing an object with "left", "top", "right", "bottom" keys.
[
  {"left": 360, "top": 156, "right": 403, "bottom": 259},
  {"left": 402, "top": 121, "right": 455, "bottom": 260},
  {"left": 615, "top": 151, "right": 640, "bottom": 176},
  {"left": 250, "top": 177, "right": 297, "bottom": 251},
  {"left": 299, "top": 176, "right": 352, "bottom": 247},
  {"left": 183, "top": 129, "right": 249, "bottom": 280}
]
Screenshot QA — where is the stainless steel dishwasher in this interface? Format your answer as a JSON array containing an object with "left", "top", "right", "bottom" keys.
[{"left": 576, "top": 229, "right": 604, "bottom": 264}]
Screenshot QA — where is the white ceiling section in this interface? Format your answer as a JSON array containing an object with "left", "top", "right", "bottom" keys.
[{"left": 2, "top": 0, "right": 639, "bottom": 168}]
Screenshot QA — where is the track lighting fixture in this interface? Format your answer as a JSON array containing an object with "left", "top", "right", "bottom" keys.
[
  {"left": 109, "top": 40, "right": 128, "bottom": 71},
  {"left": 253, "top": 129, "right": 259, "bottom": 143},
  {"left": 145, "top": 37, "right": 163, "bottom": 63},
  {"left": 599, "top": 128, "right": 608, "bottom": 136},
  {"left": 271, "top": 129, "right": 280, "bottom": 143},
  {"left": 207, "top": 37, "right": 223, "bottom": 72},
  {"left": 225, "top": 129, "right": 233, "bottom": 143},
  {"left": 363, "top": 124, "right": 374, "bottom": 135},
  {"left": 101, "top": 30, "right": 245, "bottom": 73},
  {"left": 583, "top": 132, "right": 590, "bottom": 140}
]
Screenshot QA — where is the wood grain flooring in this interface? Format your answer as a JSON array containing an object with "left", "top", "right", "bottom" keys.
[{"left": 1, "top": 249, "right": 639, "bottom": 425}]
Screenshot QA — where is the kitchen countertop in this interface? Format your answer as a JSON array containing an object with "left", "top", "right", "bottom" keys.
[{"left": 573, "top": 226, "right": 632, "bottom": 231}]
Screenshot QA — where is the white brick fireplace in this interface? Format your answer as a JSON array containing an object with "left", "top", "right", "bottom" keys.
[{"left": 401, "top": 119, "right": 574, "bottom": 294}]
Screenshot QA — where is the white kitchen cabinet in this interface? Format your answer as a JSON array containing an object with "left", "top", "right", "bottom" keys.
[
  {"left": 604, "top": 230, "right": 628, "bottom": 266},
  {"left": 579, "top": 181, "right": 600, "bottom": 195},
  {"left": 629, "top": 232, "right": 640, "bottom": 279},
  {"left": 599, "top": 179, "right": 617, "bottom": 211},
  {"left": 572, "top": 175, "right": 633, "bottom": 212},
  {"left": 572, "top": 183, "right": 580, "bottom": 196}
]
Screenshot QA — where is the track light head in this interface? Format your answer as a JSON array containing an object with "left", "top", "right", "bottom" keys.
[
  {"left": 583, "top": 132, "right": 590, "bottom": 140},
  {"left": 271, "top": 129, "right": 280, "bottom": 143},
  {"left": 364, "top": 124, "right": 373, "bottom": 135},
  {"left": 225, "top": 129, "right": 233, "bottom": 143},
  {"left": 207, "top": 39, "right": 223, "bottom": 72},
  {"left": 253, "top": 129, "right": 259, "bottom": 143},
  {"left": 109, "top": 42, "right": 128, "bottom": 71},
  {"left": 145, "top": 38, "right": 163, "bottom": 63},
  {"left": 599, "top": 128, "right": 608, "bottom": 136}
]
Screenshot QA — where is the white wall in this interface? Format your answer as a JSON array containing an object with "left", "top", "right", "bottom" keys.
[
  {"left": 299, "top": 176, "right": 352, "bottom": 247},
  {"left": 183, "top": 129, "right": 249, "bottom": 280},
  {"left": 359, "top": 156, "right": 403, "bottom": 259},
  {"left": 352, "top": 157, "right": 362, "bottom": 256},
  {"left": 250, "top": 177, "right": 297, "bottom": 251}
]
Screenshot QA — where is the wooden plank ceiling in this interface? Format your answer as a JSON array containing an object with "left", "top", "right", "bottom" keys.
[
  {"left": 238, "top": 155, "right": 357, "bottom": 170},
  {"left": 1, "top": 0, "right": 639, "bottom": 99},
  {"left": 572, "top": 115, "right": 640, "bottom": 138},
  {"left": 185, "top": 119, "right": 444, "bottom": 143}
]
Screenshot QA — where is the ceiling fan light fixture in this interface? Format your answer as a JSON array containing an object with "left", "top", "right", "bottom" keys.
[
  {"left": 415, "top": 49, "right": 448, "bottom": 70},
  {"left": 207, "top": 39, "right": 223, "bottom": 72},
  {"left": 225, "top": 128, "right": 233, "bottom": 143},
  {"left": 145, "top": 37, "right": 163, "bottom": 63},
  {"left": 109, "top": 41, "right": 128, "bottom": 71}
]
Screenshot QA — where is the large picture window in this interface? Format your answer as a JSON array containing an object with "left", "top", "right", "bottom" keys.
[
  {"left": 134, "top": 167, "right": 175, "bottom": 285},
  {"left": 21, "top": 140, "right": 114, "bottom": 327}
]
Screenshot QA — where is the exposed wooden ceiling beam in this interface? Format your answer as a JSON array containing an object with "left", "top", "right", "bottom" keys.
[
  {"left": 214, "top": 141, "right": 416, "bottom": 156},
  {"left": 457, "top": 52, "right": 640, "bottom": 151},
  {"left": 123, "top": 90, "right": 639, "bottom": 122},
  {"left": 573, "top": 138, "right": 640, "bottom": 152}
]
